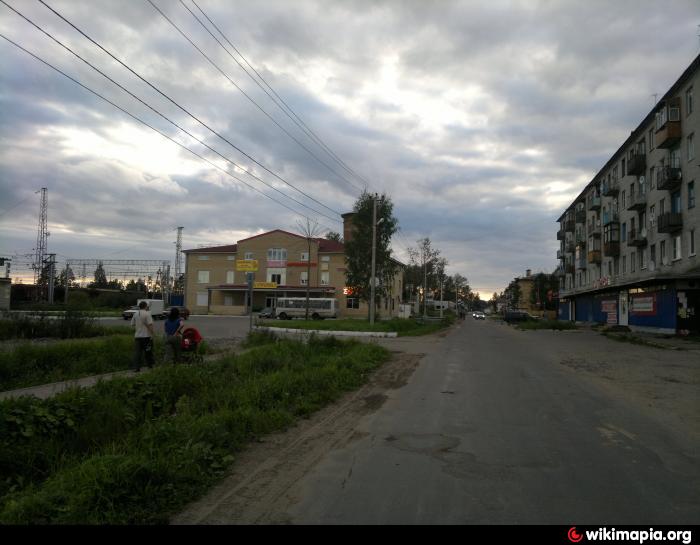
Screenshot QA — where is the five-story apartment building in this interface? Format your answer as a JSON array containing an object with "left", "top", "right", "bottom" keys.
[{"left": 556, "top": 55, "right": 699, "bottom": 334}]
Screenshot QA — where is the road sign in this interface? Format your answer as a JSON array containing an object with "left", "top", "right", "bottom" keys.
[
  {"left": 254, "top": 282, "right": 278, "bottom": 289},
  {"left": 236, "top": 259, "right": 258, "bottom": 272}
]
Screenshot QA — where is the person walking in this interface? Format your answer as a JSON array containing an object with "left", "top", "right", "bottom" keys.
[
  {"left": 164, "top": 307, "right": 185, "bottom": 364},
  {"left": 131, "top": 300, "right": 155, "bottom": 372}
]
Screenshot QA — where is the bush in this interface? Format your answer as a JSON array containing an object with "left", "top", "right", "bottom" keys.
[{"left": 0, "top": 311, "right": 130, "bottom": 341}]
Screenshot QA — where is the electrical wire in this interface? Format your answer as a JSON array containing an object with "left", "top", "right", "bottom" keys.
[
  {"left": 1, "top": 0, "right": 339, "bottom": 224},
  {"left": 176, "top": 0, "right": 365, "bottom": 193},
  {"left": 36, "top": 0, "right": 343, "bottom": 220},
  {"left": 189, "top": 0, "right": 371, "bottom": 191},
  {"left": 0, "top": 33, "right": 338, "bottom": 234}
]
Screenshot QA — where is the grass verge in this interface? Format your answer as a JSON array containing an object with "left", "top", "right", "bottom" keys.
[
  {"left": 0, "top": 312, "right": 130, "bottom": 340},
  {"left": 258, "top": 315, "right": 454, "bottom": 337},
  {"left": 0, "top": 336, "right": 389, "bottom": 524},
  {"left": 0, "top": 335, "right": 166, "bottom": 391}
]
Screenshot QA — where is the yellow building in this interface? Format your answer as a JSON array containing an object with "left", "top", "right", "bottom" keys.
[{"left": 183, "top": 217, "right": 403, "bottom": 317}]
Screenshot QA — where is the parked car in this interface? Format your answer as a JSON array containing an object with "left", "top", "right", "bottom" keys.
[
  {"left": 122, "top": 305, "right": 139, "bottom": 320},
  {"left": 258, "top": 307, "right": 276, "bottom": 319},
  {"left": 162, "top": 306, "right": 191, "bottom": 320},
  {"left": 473, "top": 311, "right": 486, "bottom": 320}
]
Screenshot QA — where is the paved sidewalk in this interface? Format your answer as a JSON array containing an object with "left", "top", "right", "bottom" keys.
[{"left": 0, "top": 368, "right": 148, "bottom": 401}]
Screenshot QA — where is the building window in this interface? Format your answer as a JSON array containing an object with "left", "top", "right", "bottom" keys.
[
  {"left": 321, "top": 271, "right": 329, "bottom": 286},
  {"left": 688, "top": 134, "right": 695, "bottom": 161},
  {"left": 224, "top": 295, "right": 233, "bottom": 306},
  {"left": 300, "top": 271, "right": 308, "bottom": 285},
  {"left": 661, "top": 240, "right": 667, "bottom": 263},
  {"left": 197, "top": 255, "right": 210, "bottom": 261},
  {"left": 673, "top": 235, "right": 682, "bottom": 260},
  {"left": 267, "top": 248, "right": 287, "bottom": 261},
  {"left": 244, "top": 252, "right": 254, "bottom": 260},
  {"left": 640, "top": 248, "right": 646, "bottom": 270},
  {"left": 649, "top": 127, "right": 655, "bottom": 150},
  {"left": 650, "top": 166, "right": 655, "bottom": 190},
  {"left": 690, "top": 229, "right": 696, "bottom": 256},
  {"left": 631, "top": 252, "right": 636, "bottom": 272},
  {"left": 226, "top": 271, "right": 234, "bottom": 284},
  {"left": 196, "top": 291, "right": 208, "bottom": 306},
  {"left": 197, "top": 270, "right": 210, "bottom": 283},
  {"left": 321, "top": 255, "right": 330, "bottom": 262},
  {"left": 227, "top": 255, "right": 235, "bottom": 261},
  {"left": 690, "top": 181, "right": 696, "bottom": 209},
  {"left": 672, "top": 190, "right": 681, "bottom": 213},
  {"left": 650, "top": 244, "right": 656, "bottom": 267},
  {"left": 622, "top": 255, "right": 626, "bottom": 274},
  {"left": 621, "top": 222, "right": 627, "bottom": 242},
  {"left": 687, "top": 86, "right": 694, "bottom": 116},
  {"left": 649, "top": 205, "right": 656, "bottom": 231},
  {"left": 621, "top": 190, "right": 626, "bottom": 208},
  {"left": 266, "top": 267, "right": 285, "bottom": 285},
  {"left": 300, "top": 252, "right": 309, "bottom": 262},
  {"left": 346, "top": 297, "right": 359, "bottom": 309}
]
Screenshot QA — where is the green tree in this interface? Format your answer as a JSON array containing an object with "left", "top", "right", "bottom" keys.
[
  {"left": 529, "top": 272, "right": 559, "bottom": 311},
  {"left": 91, "top": 261, "right": 108, "bottom": 288},
  {"left": 325, "top": 231, "right": 343, "bottom": 243},
  {"left": 408, "top": 237, "right": 441, "bottom": 316},
  {"left": 344, "top": 192, "right": 399, "bottom": 317}
]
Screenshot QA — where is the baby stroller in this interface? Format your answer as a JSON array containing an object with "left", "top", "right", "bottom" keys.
[{"left": 180, "top": 327, "right": 205, "bottom": 364}]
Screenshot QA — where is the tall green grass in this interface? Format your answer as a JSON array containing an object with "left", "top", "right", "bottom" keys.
[
  {"left": 0, "top": 311, "right": 130, "bottom": 340},
  {"left": 0, "top": 336, "right": 389, "bottom": 524},
  {"left": 516, "top": 319, "right": 578, "bottom": 331},
  {"left": 0, "top": 335, "right": 164, "bottom": 391}
]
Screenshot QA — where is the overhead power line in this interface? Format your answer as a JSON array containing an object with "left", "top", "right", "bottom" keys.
[
  {"left": 189, "top": 0, "right": 371, "bottom": 191},
  {"left": 175, "top": 0, "right": 365, "bottom": 193},
  {"left": 2, "top": 0, "right": 339, "bottom": 224},
  {"left": 36, "top": 0, "right": 343, "bottom": 220},
  {"left": 0, "top": 33, "right": 338, "bottom": 232}
]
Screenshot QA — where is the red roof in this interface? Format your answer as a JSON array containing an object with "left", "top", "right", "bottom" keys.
[
  {"left": 318, "top": 239, "right": 344, "bottom": 253},
  {"left": 183, "top": 244, "right": 237, "bottom": 254},
  {"left": 237, "top": 229, "right": 307, "bottom": 243}
]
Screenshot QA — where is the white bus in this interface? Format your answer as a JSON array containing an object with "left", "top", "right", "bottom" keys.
[{"left": 275, "top": 297, "right": 339, "bottom": 320}]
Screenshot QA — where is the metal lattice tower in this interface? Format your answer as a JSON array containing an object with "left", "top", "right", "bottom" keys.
[
  {"left": 175, "top": 226, "right": 184, "bottom": 291},
  {"left": 33, "top": 188, "right": 48, "bottom": 286}
]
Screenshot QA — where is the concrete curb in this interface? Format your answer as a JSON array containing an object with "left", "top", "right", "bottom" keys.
[{"left": 253, "top": 325, "right": 398, "bottom": 338}]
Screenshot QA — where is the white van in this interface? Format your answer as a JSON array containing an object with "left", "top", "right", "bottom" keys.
[{"left": 275, "top": 297, "right": 338, "bottom": 320}]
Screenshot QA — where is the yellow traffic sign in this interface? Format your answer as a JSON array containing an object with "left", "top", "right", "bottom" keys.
[
  {"left": 236, "top": 259, "right": 258, "bottom": 272},
  {"left": 254, "top": 282, "right": 278, "bottom": 289}
]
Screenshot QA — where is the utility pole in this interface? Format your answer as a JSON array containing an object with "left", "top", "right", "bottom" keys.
[
  {"left": 64, "top": 263, "right": 70, "bottom": 304},
  {"left": 370, "top": 193, "right": 378, "bottom": 325},
  {"left": 45, "top": 253, "right": 56, "bottom": 304},
  {"left": 175, "top": 227, "right": 183, "bottom": 293},
  {"left": 33, "top": 188, "right": 49, "bottom": 300}
]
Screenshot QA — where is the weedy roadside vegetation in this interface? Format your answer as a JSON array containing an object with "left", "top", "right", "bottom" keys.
[
  {"left": 0, "top": 334, "right": 389, "bottom": 524},
  {"left": 516, "top": 319, "right": 578, "bottom": 331},
  {"left": 0, "top": 311, "right": 130, "bottom": 341}
]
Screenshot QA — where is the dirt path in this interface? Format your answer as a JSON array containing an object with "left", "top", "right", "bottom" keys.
[{"left": 171, "top": 350, "right": 423, "bottom": 525}]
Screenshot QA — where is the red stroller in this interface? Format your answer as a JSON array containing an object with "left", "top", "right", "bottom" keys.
[{"left": 180, "top": 327, "right": 204, "bottom": 364}]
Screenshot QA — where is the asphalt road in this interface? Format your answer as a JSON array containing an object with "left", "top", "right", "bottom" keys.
[
  {"left": 278, "top": 317, "right": 699, "bottom": 524},
  {"left": 103, "top": 315, "right": 253, "bottom": 339}
]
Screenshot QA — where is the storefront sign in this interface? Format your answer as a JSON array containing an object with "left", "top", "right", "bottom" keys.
[
  {"left": 236, "top": 260, "right": 258, "bottom": 272},
  {"left": 630, "top": 294, "right": 656, "bottom": 315},
  {"left": 254, "top": 282, "right": 278, "bottom": 289}
]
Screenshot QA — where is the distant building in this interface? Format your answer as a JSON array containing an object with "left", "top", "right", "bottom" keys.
[
  {"left": 556, "top": 54, "right": 700, "bottom": 334},
  {"left": 0, "top": 278, "right": 10, "bottom": 311},
  {"left": 183, "top": 214, "right": 404, "bottom": 317}
]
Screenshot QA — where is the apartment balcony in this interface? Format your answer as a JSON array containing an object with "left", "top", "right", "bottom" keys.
[
  {"left": 657, "top": 212, "right": 683, "bottom": 233},
  {"left": 656, "top": 166, "right": 682, "bottom": 191},
  {"left": 604, "top": 241, "right": 620, "bottom": 257},
  {"left": 627, "top": 229, "right": 648, "bottom": 247},
  {"left": 565, "top": 241, "right": 575, "bottom": 254},
  {"left": 577, "top": 257, "right": 587, "bottom": 270},
  {"left": 565, "top": 264, "right": 575, "bottom": 274},
  {"left": 564, "top": 219, "right": 575, "bottom": 232},
  {"left": 557, "top": 249, "right": 563, "bottom": 260},
  {"left": 587, "top": 223, "right": 601, "bottom": 238},
  {"left": 588, "top": 195, "right": 601, "bottom": 211},
  {"left": 557, "top": 229, "right": 565, "bottom": 240},
  {"left": 656, "top": 120, "right": 681, "bottom": 149},
  {"left": 603, "top": 210, "right": 620, "bottom": 225},
  {"left": 587, "top": 250, "right": 602, "bottom": 264},
  {"left": 602, "top": 179, "right": 619, "bottom": 196},
  {"left": 627, "top": 152, "right": 646, "bottom": 176},
  {"left": 575, "top": 209, "right": 586, "bottom": 224},
  {"left": 626, "top": 192, "right": 647, "bottom": 211}
]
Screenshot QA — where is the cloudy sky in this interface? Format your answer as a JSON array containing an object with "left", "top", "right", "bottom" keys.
[{"left": 1, "top": 0, "right": 699, "bottom": 296}]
